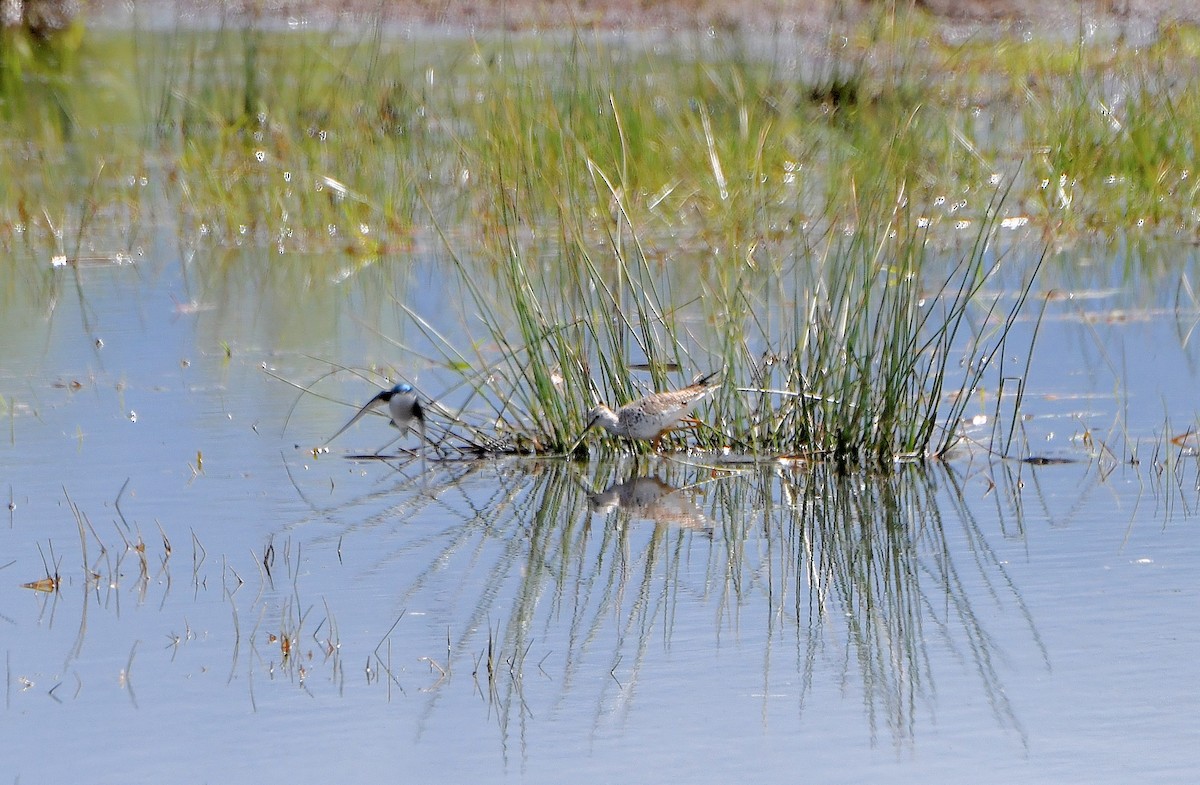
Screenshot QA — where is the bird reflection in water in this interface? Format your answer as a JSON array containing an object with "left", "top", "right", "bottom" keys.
[{"left": 588, "top": 475, "right": 713, "bottom": 534}]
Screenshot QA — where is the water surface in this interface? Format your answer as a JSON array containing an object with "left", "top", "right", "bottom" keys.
[{"left": 2, "top": 223, "right": 1199, "bottom": 783}]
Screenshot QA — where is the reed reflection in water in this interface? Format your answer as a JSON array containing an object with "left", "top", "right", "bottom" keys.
[{"left": 289, "top": 453, "right": 1039, "bottom": 749}]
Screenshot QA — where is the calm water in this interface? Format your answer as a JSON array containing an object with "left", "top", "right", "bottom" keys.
[{"left": 1, "top": 223, "right": 1198, "bottom": 783}]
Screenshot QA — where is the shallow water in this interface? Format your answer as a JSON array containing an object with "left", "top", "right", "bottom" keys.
[
  {"left": 2, "top": 224, "right": 1199, "bottom": 783},
  {"left": 4, "top": 22, "right": 1200, "bottom": 780}
]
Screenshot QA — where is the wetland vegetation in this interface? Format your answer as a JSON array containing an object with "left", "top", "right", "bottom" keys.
[
  {"left": 8, "top": 6, "right": 1200, "bottom": 463},
  {"left": 4, "top": 6, "right": 1200, "bottom": 783}
]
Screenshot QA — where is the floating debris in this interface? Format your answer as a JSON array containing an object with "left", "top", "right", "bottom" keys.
[{"left": 22, "top": 576, "right": 58, "bottom": 592}]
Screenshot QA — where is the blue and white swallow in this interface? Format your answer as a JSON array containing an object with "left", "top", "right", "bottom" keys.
[{"left": 325, "top": 383, "right": 426, "bottom": 448}]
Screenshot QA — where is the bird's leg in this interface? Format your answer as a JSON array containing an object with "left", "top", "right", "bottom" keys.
[
  {"left": 651, "top": 417, "right": 705, "bottom": 451},
  {"left": 417, "top": 418, "right": 428, "bottom": 478}
]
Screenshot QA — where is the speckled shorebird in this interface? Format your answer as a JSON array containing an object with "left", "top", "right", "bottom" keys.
[
  {"left": 589, "top": 476, "right": 713, "bottom": 532},
  {"left": 585, "top": 372, "right": 718, "bottom": 450},
  {"left": 325, "top": 382, "right": 426, "bottom": 448}
]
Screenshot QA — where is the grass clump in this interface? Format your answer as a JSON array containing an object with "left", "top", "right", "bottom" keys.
[{"left": 397, "top": 37, "right": 1042, "bottom": 464}]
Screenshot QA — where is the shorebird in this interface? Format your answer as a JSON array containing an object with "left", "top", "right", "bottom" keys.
[
  {"left": 585, "top": 372, "right": 718, "bottom": 450},
  {"left": 589, "top": 476, "right": 713, "bottom": 532},
  {"left": 325, "top": 382, "right": 426, "bottom": 449}
]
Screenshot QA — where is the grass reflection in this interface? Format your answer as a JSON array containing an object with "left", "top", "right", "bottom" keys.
[{"left": 311, "top": 456, "right": 1037, "bottom": 746}]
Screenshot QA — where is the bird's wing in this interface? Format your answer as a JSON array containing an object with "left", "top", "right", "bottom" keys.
[
  {"left": 323, "top": 391, "right": 389, "bottom": 445},
  {"left": 642, "top": 387, "right": 712, "bottom": 418},
  {"left": 395, "top": 396, "right": 426, "bottom": 438}
]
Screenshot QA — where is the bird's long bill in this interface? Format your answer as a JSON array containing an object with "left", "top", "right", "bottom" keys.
[
  {"left": 564, "top": 430, "right": 589, "bottom": 456},
  {"left": 565, "top": 417, "right": 599, "bottom": 455},
  {"left": 323, "top": 391, "right": 388, "bottom": 445}
]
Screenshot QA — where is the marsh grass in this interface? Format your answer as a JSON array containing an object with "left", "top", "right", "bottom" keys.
[
  {"left": 6, "top": 10, "right": 1200, "bottom": 461},
  {"left": 402, "top": 37, "right": 1045, "bottom": 462}
]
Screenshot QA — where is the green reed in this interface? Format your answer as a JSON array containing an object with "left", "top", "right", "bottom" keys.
[{"left": 397, "top": 32, "right": 1042, "bottom": 461}]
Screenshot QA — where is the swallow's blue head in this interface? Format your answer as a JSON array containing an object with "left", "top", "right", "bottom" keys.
[{"left": 392, "top": 383, "right": 414, "bottom": 394}]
